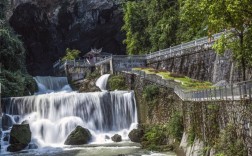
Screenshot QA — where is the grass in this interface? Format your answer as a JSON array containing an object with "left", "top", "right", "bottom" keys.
[{"left": 133, "top": 67, "right": 213, "bottom": 91}]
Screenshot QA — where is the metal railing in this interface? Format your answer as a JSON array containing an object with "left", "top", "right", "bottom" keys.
[
  {"left": 53, "top": 31, "right": 224, "bottom": 69},
  {"left": 145, "top": 32, "right": 223, "bottom": 60},
  {"left": 127, "top": 70, "right": 252, "bottom": 102}
]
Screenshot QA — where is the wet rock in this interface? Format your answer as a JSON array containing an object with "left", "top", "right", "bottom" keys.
[
  {"left": 3, "top": 134, "right": 9, "bottom": 142},
  {"left": 2, "top": 114, "right": 13, "bottom": 130},
  {"left": 28, "top": 143, "right": 38, "bottom": 149},
  {"left": 111, "top": 134, "right": 122, "bottom": 142},
  {"left": 105, "top": 135, "right": 110, "bottom": 140},
  {"left": 21, "top": 120, "right": 29, "bottom": 125},
  {"left": 9, "top": 124, "right": 32, "bottom": 145},
  {"left": 8, "top": 124, "right": 31, "bottom": 152},
  {"left": 7, "top": 143, "right": 27, "bottom": 152},
  {"left": 128, "top": 128, "right": 144, "bottom": 143},
  {"left": 64, "top": 126, "right": 92, "bottom": 145}
]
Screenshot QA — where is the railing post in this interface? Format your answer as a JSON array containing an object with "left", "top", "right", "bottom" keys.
[
  {"left": 239, "top": 84, "right": 242, "bottom": 100},
  {"left": 231, "top": 83, "right": 234, "bottom": 101}
]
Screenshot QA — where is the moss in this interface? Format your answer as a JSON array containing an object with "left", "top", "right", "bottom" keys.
[
  {"left": 187, "top": 126, "right": 196, "bottom": 145},
  {"left": 86, "top": 70, "right": 100, "bottom": 80},
  {"left": 215, "top": 124, "right": 247, "bottom": 156},
  {"left": 141, "top": 124, "right": 171, "bottom": 151},
  {"left": 133, "top": 68, "right": 213, "bottom": 90},
  {"left": 167, "top": 112, "right": 184, "bottom": 142},
  {"left": 108, "top": 74, "right": 127, "bottom": 90}
]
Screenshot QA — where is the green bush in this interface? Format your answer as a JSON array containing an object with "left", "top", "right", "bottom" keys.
[
  {"left": 188, "top": 126, "right": 196, "bottom": 145},
  {"left": 108, "top": 75, "right": 127, "bottom": 90},
  {"left": 0, "top": 69, "right": 37, "bottom": 97},
  {"left": 143, "top": 85, "right": 159, "bottom": 101},
  {"left": 142, "top": 124, "right": 171, "bottom": 151},
  {"left": 86, "top": 70, "right": 100, "bottom": 80},
  {"left": 62, "top": 48, "right": 80, "bottom": 61},
  {"left": 167, "top": 112, "right": 184, "bottom": 141},
  {"left": 215, "top": 124, "right": 247, "bottom": 156}
]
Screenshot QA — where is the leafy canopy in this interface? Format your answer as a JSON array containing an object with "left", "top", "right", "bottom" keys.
[{"left": 62, "top": 48, "right": 81, "bottom": 61}]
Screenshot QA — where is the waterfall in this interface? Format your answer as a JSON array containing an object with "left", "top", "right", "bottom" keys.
[
  {"left": 96, "top": 74, "right": 110, "bottom": 91},
  {"left": 34, "top": 76, "right": 72, "bottom": 94},
  {"left": 2, "top": 76, "right": 138, "bottom": 147}
]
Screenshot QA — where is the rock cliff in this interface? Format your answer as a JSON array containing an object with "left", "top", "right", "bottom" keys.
[{"left": 8, "top": 0, "right": 125, "bottom": 75}]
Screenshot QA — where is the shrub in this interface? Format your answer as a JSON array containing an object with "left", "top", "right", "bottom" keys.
[
  {"left": 167, "top": 112, "right": 184, "bottom": 142},
  {"left": 215, "top": 124, "right": 247, "bottom": 156},
  {"left": 62, "top": 48, "right": 80, "bottom": 61},
  {"left": 0, "top": 69, "right": 37, "bottom": 97},
  {"left": 108, "top": 74, "right": 127, "bottom": 90},
  {"left": 143, "top": 85, "right": 159, "bottom": 101},
  {"left": 142, "top": 124, "right": 170, "bottom": 151}
]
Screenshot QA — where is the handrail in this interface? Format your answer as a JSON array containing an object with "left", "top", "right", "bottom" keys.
[
  {"left": 53, "top": 31, "right": 225, "bottom": 70},
  {"left": 126, "top": 70, "right": 252, "bottom": 102}
]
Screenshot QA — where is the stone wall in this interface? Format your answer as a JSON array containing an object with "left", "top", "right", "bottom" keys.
[
  {"left": 123, "top": 72, "right": 252, "bottom": 155},
  {"left": 147, "top": 47, "right": 252, "bottom": 83},
  {"left": 122, "top": 72, "right": 182, "bottom": 124}
]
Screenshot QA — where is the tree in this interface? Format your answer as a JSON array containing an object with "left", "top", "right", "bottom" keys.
[
  {"left": 180, "top": 0, "right": 252, "bottom": 81},
  {"left": 122, "top": 0, "right": 180, "bottom": 55},
  {"left": 62, "top": 48, "right": 80, "bottom": 61}
]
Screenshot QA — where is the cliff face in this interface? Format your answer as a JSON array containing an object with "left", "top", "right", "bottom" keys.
[{"left": 8, "top": 0, "right": 125, "bottom": 76}]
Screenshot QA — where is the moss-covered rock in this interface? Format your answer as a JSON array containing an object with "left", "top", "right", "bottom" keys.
[
  {"left": 128, "top": 128, "right": 144, "bottom": 143},
  {"left": 7, "top": 143, "right": 27, "bottom": 152},
  {"left": 64, "top": 126, "right": 92, "bottom": 145},
  {"left": 8, "top": 124, "right": 31, "bottom": 152},
  {"left": 9, "top": 124, "right": 31, "bottom": 145},
  {"left": 108, "top": 75, "right": 127, "bottom": 91}
]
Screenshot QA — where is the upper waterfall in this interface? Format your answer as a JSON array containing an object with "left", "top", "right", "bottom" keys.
[
  {"left": 96, "top": 74, "right": 110, "bottom": 91},
  {"left": 34, "top": 76, "right": 72, "bottom": 94}
]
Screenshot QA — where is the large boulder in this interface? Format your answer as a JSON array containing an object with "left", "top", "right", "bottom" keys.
[
  {"left": 7, "top": 124, "right": 31, "bottom": 152},
  {"left": 111, "top": 134, "right": 122, "bottom": 142},
  {"left": 64, "top": 126, "right": 92, "bottom": 145},
  {"left": 128, "top": 128, "right": 144, "bottom": 143},
  {"left": 7, "top": 143, "right": 27, "bottom": 152}
]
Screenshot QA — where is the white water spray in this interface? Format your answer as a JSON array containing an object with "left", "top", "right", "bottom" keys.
[
  {"left": 2, "top": 75, "right": 138, "bottom": 147},
  {"left": 95, "top": 74, "right": 110, "bottom": 91}
]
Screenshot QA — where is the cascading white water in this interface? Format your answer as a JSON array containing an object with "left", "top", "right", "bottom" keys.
[
  {"left": 95, "top": 74, "right": 110, "bottom": 91},
  {"left": 2, "top": 75, "right": 138, "bottom": 147},
  {"left": 34, "top": 76, "right": 72, "bottom": 94}
]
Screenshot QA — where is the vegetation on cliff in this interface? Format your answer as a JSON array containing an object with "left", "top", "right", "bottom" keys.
[
  {"left": 108, "top": 74, "right": 127, "bottom": 90},
  {"left": 0, "top": 0, "right": 37, "bottom": 97},
  {"left": 134, "top": 68, "right": 213, "bottom": 90},
  {"left": 123, "top": 0, "right": 252, "bottom": 80}
]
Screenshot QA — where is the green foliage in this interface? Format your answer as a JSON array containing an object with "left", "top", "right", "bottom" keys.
[
  {"left": 215, "top": 124, "right": 247, "bottom": 156},
  {"left": 86, "top": 70, "right": 100, "bottom": 80},
  {"left": 181, "top": 0, "right": 252, "bottom": 81},
  {"left": 143, "top": 85, "right": 159, "bottom": 101},
  {"left": 0, "top": 28, "right": 26, "bottom": 71},
  {"left": 62, "top": 48, "right": 80, "bottom": 61},
  {"left": 142, "top": 124, "right": 172, "bottom": 151},
  {"left": 108, "top": 74, "right": 127, "bottom": 90},
  {"left": 167, "top": 112, "right": 184, "bottom": 142},
  {"left": 0, "top": 1, "right": 37, "bottom": 97},
  {"left": 122, "top": 0, "right": 179, "bottom": 55},
  {"left": 0, "top": 0, "right": 8, "bottom": 20},
  {"left": 0, "top": 69, "right": 37, "bottom": 97},
  {"left": 188, "top": 126, "right": 196, "bottom": 145}
]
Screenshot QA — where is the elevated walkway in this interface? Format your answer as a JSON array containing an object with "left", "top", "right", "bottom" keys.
[{"left": 123, "top": 70, "right": 252, "bottom": 102}]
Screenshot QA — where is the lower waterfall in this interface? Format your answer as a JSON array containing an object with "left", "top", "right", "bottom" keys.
[{"left": 2, "top": 76, "right": 138, "bottom": 147}]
